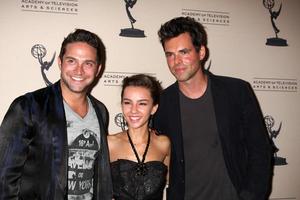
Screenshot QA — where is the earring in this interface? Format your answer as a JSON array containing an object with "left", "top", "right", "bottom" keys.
[
  {"left": 120, "top": 114, "right": 128, "bottom": 131},
  {"left": 148, "top": 115, "right": 153, "bottom": 129}
]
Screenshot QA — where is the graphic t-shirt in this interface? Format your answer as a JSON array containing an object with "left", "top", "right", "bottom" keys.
[{"left": 64, "top": 98, "right": 101, "bottom": 200}]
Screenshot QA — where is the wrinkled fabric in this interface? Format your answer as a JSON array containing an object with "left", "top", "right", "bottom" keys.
[
  {"left": 0, "top": 81, "right": 113, "bottom": 200},
  {"left": 153, "top": 70, "right": 272, "bottom": 200},
  {"left": 111, "top": 159, "right": 167, "bottom": 200}
]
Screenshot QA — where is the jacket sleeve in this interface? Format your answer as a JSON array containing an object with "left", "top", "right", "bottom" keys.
[
  {"left": 0, "top": 96, "right": 33, "bottom": 199},
  {"left": 239, "top": 82, "right": 272, "bottom": 200}
]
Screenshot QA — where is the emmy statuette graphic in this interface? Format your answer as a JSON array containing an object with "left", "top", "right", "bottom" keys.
[
  {"left": 115, "top": 113, "right": 128, "bottom": 131},
  {"left": 119, "top": 0, "right": 146, "bottom": 38},
  {"left": 264, "top": 115, "right": 287, "bottom": 165},
  {"left": 31, "top": 44, "right": 56, "bottom": 86},
  {"left": 263, "top": 0, "right": 288, "bottom": 46}
]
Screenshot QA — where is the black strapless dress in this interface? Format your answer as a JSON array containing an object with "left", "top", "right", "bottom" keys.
[{"left": 111, "top": 159, "right": 167, "bottom": 200}]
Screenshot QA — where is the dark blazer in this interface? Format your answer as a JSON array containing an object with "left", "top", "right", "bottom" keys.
[
  {"left": 0, "top": 81, "right": 113, "bottom": 200},
  {"left": 153, "top": 71, "right": 272, "bottom": 200}
]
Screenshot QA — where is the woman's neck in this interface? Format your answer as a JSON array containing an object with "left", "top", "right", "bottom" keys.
[{"left": 127, "top": 126, "right": 149, "bottom": 144}]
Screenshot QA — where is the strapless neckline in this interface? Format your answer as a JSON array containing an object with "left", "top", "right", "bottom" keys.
[
  {"left": 110, "top": 158, "right": 168, "bottom": 200},
  {"left": 111, "top": 159, "right": 167, "bottom": 168}
]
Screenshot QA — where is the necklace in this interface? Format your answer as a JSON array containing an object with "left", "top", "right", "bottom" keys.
[{"left": 127, "top": 129, "right": 151, "bottom": 176}]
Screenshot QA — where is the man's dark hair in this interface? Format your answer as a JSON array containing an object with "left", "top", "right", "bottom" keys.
[
  {"left": 121, "top": 74, "right": 162, "bottom": 106},
  {"left": 158, "top": 17, "right": 209, "bottom": 64},
  {"left": 59, "top": 29, "right": 106, "bottom": 67}
]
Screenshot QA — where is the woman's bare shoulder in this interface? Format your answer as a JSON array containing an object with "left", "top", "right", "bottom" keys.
[
  {"left": 108, "top": 132, "right": 126, "bottom": 146},
  {"left": 108, "top": 131, "right": 123, "bottom": 138},
  {"left": 152, "top": 130, "right": 171, "bottom": 149},
  {"left": 153, "top": 130, "right": 170, "bottom": 141}
]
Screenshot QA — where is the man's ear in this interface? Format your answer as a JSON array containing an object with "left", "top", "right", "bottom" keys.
[
  {"left": 96, "top": 64, "right": 102, "bottom": 76},
  {"left": 199, "top": 45, "right": 206, "bottom": 61},
  {"left": 58, "top": 57, "right": 62, "bottom": 70}
]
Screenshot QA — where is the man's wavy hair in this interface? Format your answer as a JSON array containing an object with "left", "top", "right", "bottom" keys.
[
  {"left": 59, "top": 29, "right": 106, "bottom": 67},
  {"left": 158, "top": 17, "right": 209, "bottom": 67}
]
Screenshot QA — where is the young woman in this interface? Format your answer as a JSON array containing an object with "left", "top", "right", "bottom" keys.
[{"left": 108, "top": 74, "right": 171, "bottom": 200}]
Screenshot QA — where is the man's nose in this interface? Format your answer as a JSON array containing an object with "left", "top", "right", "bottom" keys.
[
  {"left": 74, "top": 63, "right": 84, "bottom": 74},
  {"left": 174, "top": 54, "right": 183, "bottom": 65}
]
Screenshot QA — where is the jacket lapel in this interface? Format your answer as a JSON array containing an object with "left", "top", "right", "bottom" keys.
[
  {"left": 209, "top": 74, "right": 230, "bottom": 145},
  {"left": 50, "top": 82, "right": 68, "bottom": 195},
  {"left": 169, "top": 83, "right": 185, "bottom": 162}
]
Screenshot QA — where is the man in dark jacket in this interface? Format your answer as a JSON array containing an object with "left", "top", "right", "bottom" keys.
[
  {"left": 153, "top": 17, "right": 272, "bottom": 200},
  {"left": 0, "top": 29, "right": 112, "bottom": 199}
]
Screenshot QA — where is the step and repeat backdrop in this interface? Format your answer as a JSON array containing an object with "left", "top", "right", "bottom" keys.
[{"left": 0, "top": 0, "right": 299, "bottom": 199}]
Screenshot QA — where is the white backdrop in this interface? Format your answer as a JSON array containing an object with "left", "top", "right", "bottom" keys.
[{"left": 0, "top": 0, "right": 299, "bottom": 199}]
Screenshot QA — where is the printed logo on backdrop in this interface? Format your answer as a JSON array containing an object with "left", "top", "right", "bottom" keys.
[
  {"left": 100, "top": 72, "right": 155, "bottom": 86},
  {"left": 31, "top": 44, "right": 56, "bottom": 86},
  {"left": 263, "top": 0, "right": 288, "bottom": 46},
  {"left": 119, "top": 0, "right": 146, "bottom": 37},
  {"left": 182, "top": 9, "right": 230, "bottom": 26},
  {"left": 252, "top": 77, "right": 298, "bottom": 92},
  {"left": 20, "top": 0, "right": 78, "bottom": 15},
  {"left": 264, "top": 115, "right": 287, "bottom": 165},
  {"left": 115, "top": 113, "right": 127, "bottom": 131}
]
